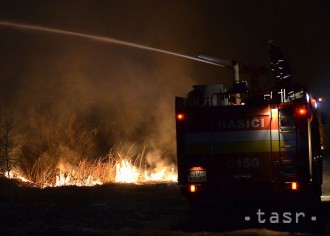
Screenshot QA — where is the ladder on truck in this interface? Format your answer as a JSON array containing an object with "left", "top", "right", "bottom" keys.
[{"left": 278, "top": 108, "right": 298, "bottom": 176}]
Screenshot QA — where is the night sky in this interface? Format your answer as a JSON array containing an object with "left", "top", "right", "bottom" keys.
[{"left": 0, "top": 1, "right": 329, "bottom": 161}]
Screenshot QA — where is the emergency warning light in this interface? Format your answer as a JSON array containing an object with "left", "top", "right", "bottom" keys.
[
  {"left": 286, "top": 182, "right": 299, "bottom": 191},
  {"left": 189, "top": 184, "right": 197, "bottom": 193},
  {"left": 189, "top": 166, "right": 205, "bottom": 171},
  {"left": 297, "top": 107, "right": 307, "bottom": 116},
  {"left": 291, "top": 182, "right": 298, "bottom": 190},
  {"left": 176, "top": 113, "right": 185, "bottom": 121}
]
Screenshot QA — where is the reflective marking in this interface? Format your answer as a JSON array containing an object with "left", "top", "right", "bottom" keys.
[
  {"left": 184, "top": 141, "right": 279, "bottom": 154},
  {"left": 184, "top": 130, "right": 280, "bottom": 143},
  {"left": 321, "top": 195, "right": 330, "bottom": 202}
]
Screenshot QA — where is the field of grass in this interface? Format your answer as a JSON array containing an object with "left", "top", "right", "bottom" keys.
[
  {"left": 0, "top": 180, "right": 189, "bottom": 235},
  {"left": 0, "top": 180, "right": 329, "bottom": 235},
  {"left": 0, "top": 155, "right": 329, "bottom": 235}
]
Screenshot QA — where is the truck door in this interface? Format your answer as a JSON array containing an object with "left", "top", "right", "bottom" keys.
[{"left": 210, "top": 106, "right": 273, "bottom": 193}]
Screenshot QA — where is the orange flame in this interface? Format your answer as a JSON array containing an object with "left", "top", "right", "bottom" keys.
[
  {"left": 115, "top": 159, "right": 139, "bottom": 183},
  {"left": 4, "top": 170, "right": 34, "bottom": 184},
  {"left": 115, "top": 159, "right": 177, "bottom": 184},
  {"left": 2, "top": 156, "right": 177, "bottom": 187},
  {"left": 54, "top": 172, "right": 103, "bottom": 187}
]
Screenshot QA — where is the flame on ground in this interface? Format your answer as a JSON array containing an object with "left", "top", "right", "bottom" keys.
[
  {"left": 54, "top": 171, "right": 103, "bottom": 187},
  {"left": 115, "top": 159, "right": 177, "bottom": 184},
  {"left": 4, "top": 170, "right": 34, "bottom": 184},
  {"left": 115, "top": 159, "right": 139, "bottom": 183},
  {"left": 2, "top": 157, "right": 178, "bottom": 188}
]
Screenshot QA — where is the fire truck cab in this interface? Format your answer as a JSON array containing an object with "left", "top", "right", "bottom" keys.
[{"left": 175, "top": 56, "right": 323, "bottom": 207}]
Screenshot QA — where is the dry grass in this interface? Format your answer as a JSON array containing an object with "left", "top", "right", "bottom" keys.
[
  {"left": 23, "top": 151, "right": 121, "bottom": 187},
  {"left": 8, "top": 142, "right": 174, "bottom": 187},
  {"left": 0, "top": 112, "right": 176, "bottom": 187}
]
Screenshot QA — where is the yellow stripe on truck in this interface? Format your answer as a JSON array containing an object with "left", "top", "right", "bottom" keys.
[
  {"left": 184, "top": 130, "right": 280, "bottom": 143},
  {"left": 185, "top": 141, "right": 280, "bottom": 154}
]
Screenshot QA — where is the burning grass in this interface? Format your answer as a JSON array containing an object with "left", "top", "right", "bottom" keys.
[
  {"left": 0, "top": 113, "right": 177, "bottom": 188},
  {"left": 2, "top": 144, "right": 177, "bottom": 188}
]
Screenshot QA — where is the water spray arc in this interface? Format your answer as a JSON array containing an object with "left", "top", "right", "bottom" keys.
[
  {"left": 0, "top": 21, "right": 224, "bottom": 68},
  {"left": 0, "top": 21, "right": 234, "bottom": 187},
  {"left": 0, "top": 21, "right": 192, "bottom": 187}
]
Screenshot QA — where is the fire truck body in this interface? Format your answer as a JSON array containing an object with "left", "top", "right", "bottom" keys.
[{"left": 176, "top": 76, "right": 322, "bottom": 205}]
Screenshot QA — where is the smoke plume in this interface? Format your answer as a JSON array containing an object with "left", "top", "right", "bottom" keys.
[{"left": 0, "top": 2, "right": 210, "bottom": 179}]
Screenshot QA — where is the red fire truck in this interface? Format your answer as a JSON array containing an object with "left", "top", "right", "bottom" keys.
[{"left": 175, "top": 53, "right": 323, "bottom": 207}]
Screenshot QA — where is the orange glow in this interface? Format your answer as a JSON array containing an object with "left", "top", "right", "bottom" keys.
[
  {"left": 2, "top": 155, "right": 178, "bottom": 187},
  {"left": 4, "top": 170, "right": 33, "bottom": 184},
  {"left": 189, "top": 166, "right": 205, "bottom": 171},
  {"left": 115, "top": 159, "right": 177, "bottom": 184},
  {"left": 115, "top": 159, "right": 139, "bottom": 183},
  {"left": 190, "top": 184, "right": 197, "bottom": 193},
  {"left": 176, "top": 113, "right": 185, "bottom": 121},
  {"left": 291, "top": 182, "right": 299, "bottom": 190},
  {"left": 297, "top": 108, "right": 307, "bottom": 116}
]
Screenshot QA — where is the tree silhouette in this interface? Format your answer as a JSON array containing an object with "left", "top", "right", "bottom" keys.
[{"left": 0, "top": 103, "right": 16, "bottom": 177}]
